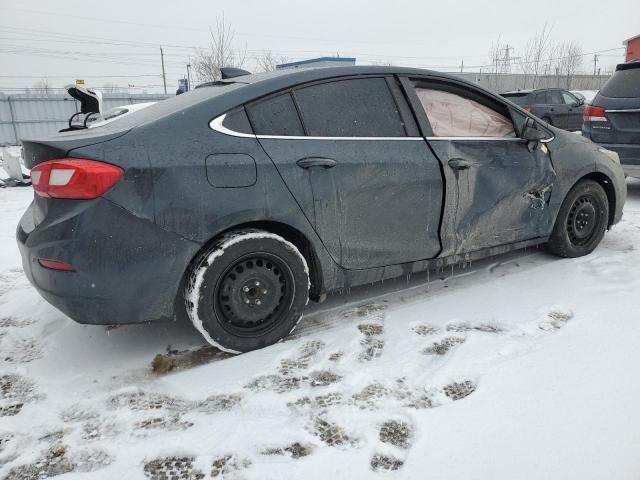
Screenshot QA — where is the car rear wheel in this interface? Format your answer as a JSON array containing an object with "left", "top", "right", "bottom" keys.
[
  {"left": 546, "top": 180, "right": 609, "bottom": 258},
  {"left": 184, "top": 230, "right": 309, "bottom": 353}
]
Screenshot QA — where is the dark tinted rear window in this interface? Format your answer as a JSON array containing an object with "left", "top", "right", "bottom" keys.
[
  {"left": 502, "top": 94, "right": 528, "bottom": 105},
  {"left": 294, "top": 78, "right": 406, "bottom": 137},
  {"left": 600, "top": 68, "right": 640, "bottom": 98},
  {"left": 547, "top": 91, "right": 563, "bottom": 104},
  {"left": 222, "top": 106, "right": 253, "bottom": 134},
  {"left": 247, "top": 92, "right": 304, "bottom": 136},
  {"left": 534, "top": 92, "right": 547, "bottom": 104}
]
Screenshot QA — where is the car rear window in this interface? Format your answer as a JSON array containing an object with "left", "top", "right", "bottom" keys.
[
  {"left": 222, "top": 106, "right": 253, "bottom": 134},
  {"left": 294, "top": 78, "right": 406, "bottom": 137},
  {"left": 246, "top": 92, "right": 305, "bottom": 136},
  {"left": 502, "top": 94, "right": 528, "bottom": 106},
  {"left": 600, "top": 68, "right": 640, "bottom": 98},
  {"left": 534, "top": 92, "right": 548, "bottom": 104}
]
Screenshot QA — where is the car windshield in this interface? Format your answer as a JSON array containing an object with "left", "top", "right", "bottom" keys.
[{"left": 501, "top": 94, "right": 529, "bottom": 105}]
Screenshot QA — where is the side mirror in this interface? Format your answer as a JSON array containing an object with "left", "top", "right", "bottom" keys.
[{"left": 522, "top": 118, "right": 549, "bottom": 142}]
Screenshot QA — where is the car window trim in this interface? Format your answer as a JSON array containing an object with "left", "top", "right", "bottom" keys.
[
  {"left": 211, "top": 114, "right": 533, "bottom": 141},
  {"left": 210, "top": 113, "right": 423, "bottom": 140}
]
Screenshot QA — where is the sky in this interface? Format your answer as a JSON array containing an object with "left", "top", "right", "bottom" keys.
[{"left": 0, "top": 0, "right": 636, "bottom": 93}]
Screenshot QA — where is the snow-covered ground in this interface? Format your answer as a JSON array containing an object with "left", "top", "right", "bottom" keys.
[{"left": 1, "top": 182, "right": 640, "bottom": 479}]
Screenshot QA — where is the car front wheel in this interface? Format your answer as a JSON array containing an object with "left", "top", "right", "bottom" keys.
[
  {"left": 547, "top": 179, "right": 609, "bottom": 258},
  {"left": 184, "top": 230, "right": 309, "bottom": 353}
]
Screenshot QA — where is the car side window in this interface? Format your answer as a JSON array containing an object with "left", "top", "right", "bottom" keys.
[
  {"left": 561, "top": 91, "right": 578, "bottom": 105},
  {"left": 413, "top": 86, "right": 515, "bottom": 137},
  {"left": 293, "top": 78, "right": 406, "bottom": 137},
  {"left": 246, "top": 92, "right": 305, "bottom": 136},
  {"left": 535, "top": 92, "right": 547, "bottom": 104},
  {"left": 222, "top": 106, "right": 253, "bottom": 134},
  {"left": 547, "top": 91, "right": 563, "bottom": 105}
]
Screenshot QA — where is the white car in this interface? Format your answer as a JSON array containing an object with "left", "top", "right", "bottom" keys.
[
  {"left": 64, "top": 85, "right": 155, "bottom": 130},
  {"left": 87, "top": 102, "right": 156, "bottom": 128}
]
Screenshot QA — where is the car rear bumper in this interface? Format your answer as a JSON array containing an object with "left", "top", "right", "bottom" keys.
[{"left": 17, "top": 197, "right": 201, "bottom": 325}]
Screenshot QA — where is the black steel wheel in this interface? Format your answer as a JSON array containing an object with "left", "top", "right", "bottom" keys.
[
  {"left": 547, "top": 180, "right": 609, "bottom": 258},
  {"left": 185, "top": 230, "right": 309, "bottom": 353},
  {"left": 215, "top": 253, "right": 294, "bottom": 337}
]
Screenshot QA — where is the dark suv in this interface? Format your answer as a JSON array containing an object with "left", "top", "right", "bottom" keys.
[
  {"left": 582, "top": 62, "right": 640, "bottom": 178},
  {"left": 501, "top": 88, "right": 585, "bottom": 130}
]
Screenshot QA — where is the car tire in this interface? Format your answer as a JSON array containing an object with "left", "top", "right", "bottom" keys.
[
  {"left": 541, "top": 116, "right": 553, "bottom": 126},
  {"left": 184, "top": 230, "right": 309, "bottom": 353},
  {"left": 546, "top": 180, "right": 609, "bottom": 258}
]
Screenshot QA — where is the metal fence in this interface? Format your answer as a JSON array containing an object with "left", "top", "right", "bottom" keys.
[
  {"left": 0, "top": 93, "right": 171, "bottom": 145},
  {"left": 451, "top": 72, "right": 611, "bottom": 93}
]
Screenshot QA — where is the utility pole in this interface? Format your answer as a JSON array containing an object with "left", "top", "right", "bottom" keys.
[
  {"left": 593, "top": 54, "right": 599, "bottom": 77},
  {"left": 460, "top": 59, "right": 464, "bottom": 73},
  {"left": 186, "top": 63, "right": 192, "bottom": 92},
  {"left": 160, "top": 46, "right": 167, "bottom": 94}
]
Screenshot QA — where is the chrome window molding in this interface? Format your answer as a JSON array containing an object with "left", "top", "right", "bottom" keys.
[
  {"left": 209, "top": 114, "right": 257, "bottom": 138},
  {"left": 210, "top": 113, "right": 554, "bottom": 143},
  {"left": 425, "top": 136, "right": 521, "bottom": 141}
]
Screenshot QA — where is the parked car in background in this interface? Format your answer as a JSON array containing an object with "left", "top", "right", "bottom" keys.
[
  {"left": 18, "top": 66, "right": 626, "bottom": 353},
  {"left": 501, "top": 88, "right": 585, "bottom": 130},
  {"left": 571, "top": 90, "right": 598, "bottom": 104},
  {"left": 582, "top": 62, "right": 640, "bottom": 178}
]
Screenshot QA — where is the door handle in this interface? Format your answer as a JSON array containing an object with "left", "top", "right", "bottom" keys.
[
  {"left": 296, "top": 157, "right": 337, "bottom": 169},
  {"left": 448, "top": 158, "right": 472, "bottom": 170}
]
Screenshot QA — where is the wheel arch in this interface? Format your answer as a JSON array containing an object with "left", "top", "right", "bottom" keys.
[
  {"left": 578, "top": 171, "right": 616, "bottom": 227},
  {"left": 174, "top": 221, "right": 324, "bottom": 322}
]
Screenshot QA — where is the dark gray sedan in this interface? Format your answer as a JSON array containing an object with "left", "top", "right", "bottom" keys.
[
  {"left": 501, "top": 88, "right": 585, "bottom": 130},
  {"left": 17, "top": 66, "right": 626, "bottom": 353}
]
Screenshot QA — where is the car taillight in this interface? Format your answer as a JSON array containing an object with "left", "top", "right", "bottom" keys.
[
  {"left": 31, "top": 158, "right": 123, "bottom": 199},
  {"left": 583, "top": 104, "right": 607, "bottom": 122},
  {"left": 523, "top": 106, "right": 532, "bottom": 112},
  {"left": 37, "top": 258, "right": 75, "bottom": 271}
]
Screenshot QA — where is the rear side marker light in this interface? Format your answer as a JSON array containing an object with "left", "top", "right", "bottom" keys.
[
  {"left": 31, "top": 158, "right": 123, "bottom": 199},
  {"left": 583, "top": 104, "right": 607, "bottom": 122},
  {"left": 38, "top": 258, "right": 75, "bottom": 271}
]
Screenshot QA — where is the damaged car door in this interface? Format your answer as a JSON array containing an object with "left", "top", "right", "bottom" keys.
[
  {"left": 251, "top": 76, "right": 444, "bottom": 269},
  {"left": 405, "top": 78, "right": 556, "bottom": 253}
]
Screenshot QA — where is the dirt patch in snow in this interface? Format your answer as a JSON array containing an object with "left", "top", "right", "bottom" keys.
[
  {"left": 370, "top": 453, "right": 404, "bottom": 472},
  {"left": 143, "top": 456, "right": 204, "bottom": 480},
  {"left": 423, "top": 336, "right": 466, "bottom": 355},
  {"left": 443, "top": 380, "right": 477, "bottom": 401},
  {"left": 379, "top": 420, "right": 413, "bottom": 449}
]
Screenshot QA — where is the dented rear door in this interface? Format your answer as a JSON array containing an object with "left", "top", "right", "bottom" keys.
[{"left": 404, "top": 77, "right": 556, "bottom": 254}]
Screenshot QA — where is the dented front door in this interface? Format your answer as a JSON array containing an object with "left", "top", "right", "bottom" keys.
[{"left": 428, "top": 138, "right": 556, "bottom": 253}]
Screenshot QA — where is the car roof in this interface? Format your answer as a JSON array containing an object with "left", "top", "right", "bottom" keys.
[{"left": 203, "top": 65, "right": 461, "bottom": 89}]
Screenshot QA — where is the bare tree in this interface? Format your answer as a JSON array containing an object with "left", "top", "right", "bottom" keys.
[
  {"left": 32, "top": 79, "right": 52, "bottom": 96},
  {"left": 256, "top": 50, "right": 289, "bottom": 72},
  {"left": 193, "top": 14, "right": 246, "bottom": 83},
  {"left": 518, "top": 23, "right": 554, "bottom": 88},
  {"left": 552, "top": 41, "right": 583, "bottom": 89}
]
